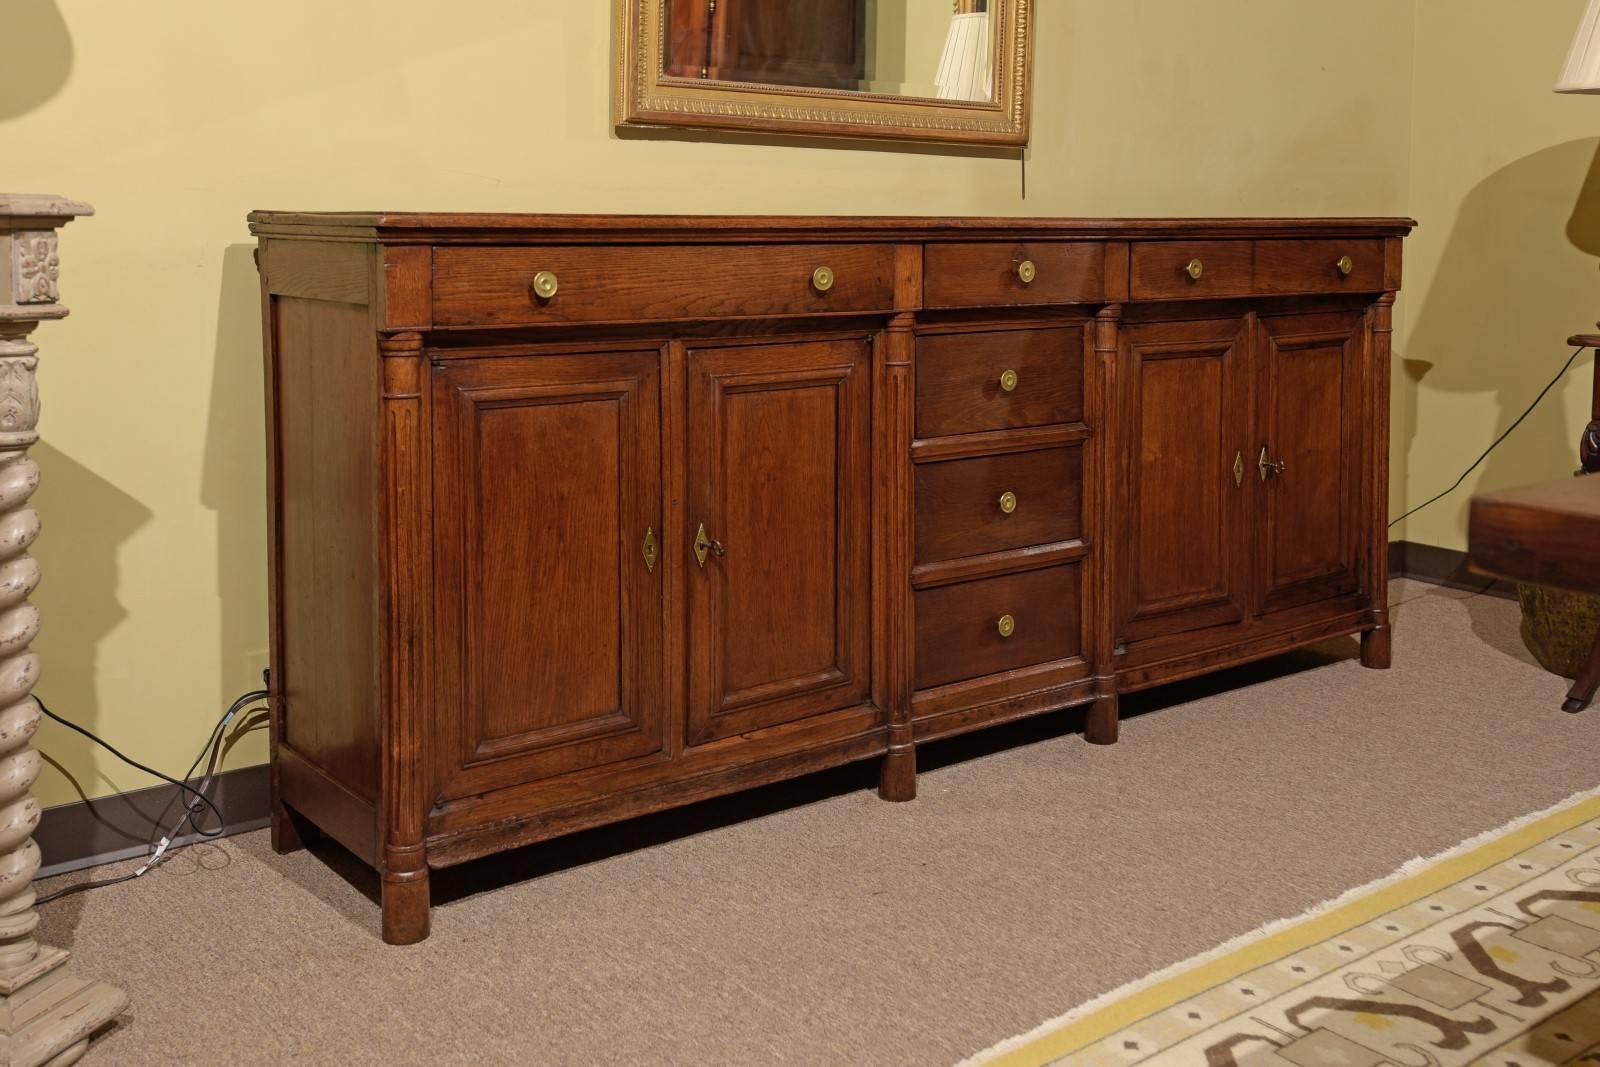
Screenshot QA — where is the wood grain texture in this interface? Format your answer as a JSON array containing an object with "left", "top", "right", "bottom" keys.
[
  {"left": 254, "top": 213, "right": 1411, "bottom": 942},
  {"left": 923, "top": 242, "right": 1105, "bottom": 309},
  {"left": 914, "top": 446, "right": 1082, "bottom": 563},
  {"left": 1469, "top": 477, "right": 1600, "bottom": 596},
  {"left": 686, "top": 338, "right": 872, "bottom": 745},
  {"left": 915, "top": 326, "right": 1084, "bottom": 439},
  {"left": 434, "top": 244, "right": 897, "bottom": 327},
  {"left": 914, "top": 563, "right": 1082, "bottom": 691}
]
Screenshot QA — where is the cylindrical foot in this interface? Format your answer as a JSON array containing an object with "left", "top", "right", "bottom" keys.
[
  {"left": 878, "top": 746, "right": 916, "bottom": 802},
  {"left": 1086, "top": 691, "right": 1119, "bottom": 746},
  {"left": 270, "top": 801, "right": 318, "bottom": 855},
  {"left": 1564, "top": 697, "right": 1589, "bottom": 714},
  {"left": 381, "top": 869, "right": 431, "bottom": 946},
  {"left": 1361, "top": 626, "right": 1392, "bottom": 670}
]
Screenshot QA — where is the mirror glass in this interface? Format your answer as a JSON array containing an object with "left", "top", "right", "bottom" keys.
[{"left": 663, "top": 0, "right": 996, "bottom": 103}]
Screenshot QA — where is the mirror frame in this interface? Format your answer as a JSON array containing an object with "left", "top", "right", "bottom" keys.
[{"left": 613, "top": 0, "right": 1033, "bottom": 146}]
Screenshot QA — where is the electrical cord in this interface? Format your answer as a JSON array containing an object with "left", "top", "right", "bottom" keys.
[
  {"left": 35, "top": 688, "right": 268, "bottom": 905},
  {"left": 1389, "top": 345, "right": 1588, "bottom": 529}
]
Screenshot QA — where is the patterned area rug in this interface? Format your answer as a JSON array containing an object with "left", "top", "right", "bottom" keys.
[{"left": 964, "top": 788, "right": 1600, "bottom": 1067}]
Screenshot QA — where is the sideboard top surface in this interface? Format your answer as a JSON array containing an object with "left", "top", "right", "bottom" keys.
[{"left": 248, "top": 212, "right": 1417, "bottom": 244}]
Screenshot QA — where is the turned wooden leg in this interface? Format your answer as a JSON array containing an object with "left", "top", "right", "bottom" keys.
[
  {"left": 270, "top": 801, "right": 318, "bottom": 855},
  {"left": 1086, "top": 689, "right": 1119, "bottom": 746},
  {"left": 1563, "top": 631, "right": 1600, "bottom": 714},
  {"left": 380, "top": 866, "right": 431, "bottom": 946},
  {"left": 878, "top": 744, "right": 916, "bottom": 802},
  {"left": 1361, "top": 624, "right": 1393, "bottom": 670}
]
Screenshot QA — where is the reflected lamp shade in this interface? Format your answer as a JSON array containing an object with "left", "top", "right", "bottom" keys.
[
  {"left": 935, "top": 10, "right": 992, "bottom": 102},
  {"left": 1557, "top": 0, "right": 1600, "bottom": 93}
]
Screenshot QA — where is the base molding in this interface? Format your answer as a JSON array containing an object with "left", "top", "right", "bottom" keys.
[{"left": 34, "top": 542, "right": 1504, "bottom": 879}]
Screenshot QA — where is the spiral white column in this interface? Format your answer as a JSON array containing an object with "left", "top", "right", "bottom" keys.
[{"left": 0, "top": 195, "right": 126, "bottom": 1066}]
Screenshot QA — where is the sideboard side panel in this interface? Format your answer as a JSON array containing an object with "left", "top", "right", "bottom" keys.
[{"left": 261, "top": 243, "right": 383, "bottom": 862}]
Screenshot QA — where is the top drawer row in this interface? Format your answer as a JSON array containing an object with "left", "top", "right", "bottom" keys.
[{"left": 431, "top": 238, "right": 1389, "bottom": 327}]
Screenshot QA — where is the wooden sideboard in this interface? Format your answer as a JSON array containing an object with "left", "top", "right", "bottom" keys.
[{"left": 250, "top": 213, "right": 1412, "bottom": 944}]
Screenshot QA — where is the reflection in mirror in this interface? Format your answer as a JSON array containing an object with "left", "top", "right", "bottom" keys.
[{"left": 663, "top": 0, "right": 995, "bottom": 103}]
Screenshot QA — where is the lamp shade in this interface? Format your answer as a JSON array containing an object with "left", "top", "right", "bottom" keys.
[
  {"left": 935, "top": 11, "right": 992, "bottom": 102},
  {"left": 1557, "top": 0, "right": 1600, "bottom": 93}
]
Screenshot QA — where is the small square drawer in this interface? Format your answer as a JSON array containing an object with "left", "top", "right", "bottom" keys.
[
  {"left": 1130, "top": 240, "right": 1253, "bottom": 300},
  {"left": 915, "top": 446, "right": 1082, "bottom": 563},
  {"left": 914, "top": 563, "right": 1082, "bottom": 691},
  {"left": 916, "top": 327, "right": 1085, "bottom": 439},
  {"left": 1254, "top": 239, "right": 1386, "bottom": 294},
  {"left": 923, "top": 242, "right": 1105, "bottom": 308},
  {"left": 433, "top": 244, "right": 897, "bottom": 327}
]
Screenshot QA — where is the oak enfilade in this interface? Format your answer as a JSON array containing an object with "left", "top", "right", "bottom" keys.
[{"left": 250, "top": 212, "right": 1412, "bottom": 944}]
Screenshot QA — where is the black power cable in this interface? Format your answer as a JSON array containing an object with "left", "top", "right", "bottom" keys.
[
  {"left": 36, "top": 688, "right": 268, "bottom": 905},
  {"left": 1390, "top": 345, "right": 1588, "bottom": 529}
]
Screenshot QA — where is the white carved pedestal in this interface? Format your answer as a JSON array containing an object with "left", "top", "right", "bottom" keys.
[{"left": 0, "top": 196, "right": 127, "bottom": 1066}]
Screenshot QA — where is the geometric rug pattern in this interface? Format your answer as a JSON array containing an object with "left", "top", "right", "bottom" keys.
[{"left": 966, "top": 789, "right": 1600, "bottom": 1067}]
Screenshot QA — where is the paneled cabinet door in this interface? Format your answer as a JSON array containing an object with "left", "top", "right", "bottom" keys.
[
  {"left": 686, "top": 338, "right": 872, "bottom": 746},
  {"left": 431, "top": 352, "right": 665, "bottom": 800},
  {"left": 1116, "top": 319, "right": 1253, "bottom": 645},
  {"left": 1253, "top": 312, "right": 1366, "bottom": 614}
]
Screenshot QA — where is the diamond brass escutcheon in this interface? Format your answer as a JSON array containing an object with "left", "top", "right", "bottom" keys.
[
  {"left": 642, "top": 527, "right": 658, "bottom": 572},
  {"left": 1233, "top": 452, "right": 1245, "bottom": 487}
]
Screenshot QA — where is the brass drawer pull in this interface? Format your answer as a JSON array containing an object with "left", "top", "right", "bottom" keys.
[
  {"left": 999, "top": 368, "right": 1019, "bottom": 393},
  {"left": 812, "top": 265, "right": 835, "bottom": 293},
  {"left": 1185, "top": 258, "right": 1204, "bottom": 280},
  {"left": 693, "top": 522, "right": 726, "bottom": 567},
  {"left": 997, "top": 614, "right": 1016, "bottom": 639},
  {"left": 1336, "top": 255, "right": 1355, "bottom": 276},
  {"left": 531, "top": 271, "right": 559, "bottom": 300},
  {"left": 998, "top": 491, "right": 1018, "bottom": 514},
  {"left": 1017, "top": 259, "right": 1037, "bottom": 284}
]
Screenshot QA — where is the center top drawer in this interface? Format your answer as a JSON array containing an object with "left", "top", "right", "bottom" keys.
[{"left": 434, "top": 244, "right": 898, "bottom": 327}]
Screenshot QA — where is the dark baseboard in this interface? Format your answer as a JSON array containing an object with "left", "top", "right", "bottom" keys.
[
  {"left": 37, "top": 763, "right": 270, "bottom": 879},
  {"left": 1388, "top": 539, "right": 1518, "bottom": 601},
  {"left": 32, "top": 539, "right": 1509, "bottom": 879}
]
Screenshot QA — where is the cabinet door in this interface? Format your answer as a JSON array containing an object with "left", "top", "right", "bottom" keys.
[
  {"left": 431, "top": 352, "right": 664, "bottom": 799},
  {"left": 1116, "top": 319, "right": 1253, "bottom": 644},
  {"left": 1254, "top": 312, "right": 1365, "bottom": 614},
  {"left": 686, "top": 338, "right": 872, "bottom": 746}
]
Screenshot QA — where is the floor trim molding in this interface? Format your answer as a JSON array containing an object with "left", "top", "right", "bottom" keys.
[
  {"left": 33, "top": 542, "right": 1513, "bottom": 880},
  {"left": 37, "top": 763, "right": 270, "bottom": 879}
]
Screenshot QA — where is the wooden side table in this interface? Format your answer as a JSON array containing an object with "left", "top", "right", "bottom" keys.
[{"left": 1469, "top": 477, "right": 1600, "bottom": 712}]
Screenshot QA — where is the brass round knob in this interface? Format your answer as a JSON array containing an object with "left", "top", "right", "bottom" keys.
[
  {"left": 532, "top": 271, "right": 559, "bottom": 300},
  {"left": 998, "top": 491, "right": 1018, "bottom": 515},
  {"left": 1336, "top": 255, "right": 1355, "bottom": 276},
  {"left": 999, "top": 369, "right": 1019, "bottom": 393},
  {"left": 1185, "top": 259, "right": 1204, "bottom": 281},
  {"left": 812, "top": 266, "right": 835, "bottom": 293},
  {"left": 1017, "top": 259, "right": 1037, "bottom": 284},
  {"left": 997, "top": 614, "right": 1016, "bottom": 639}
]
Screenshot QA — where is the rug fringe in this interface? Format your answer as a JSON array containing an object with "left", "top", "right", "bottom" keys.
[{"left": 956, "top": 782, "right": 1600, "bottom": 1067}]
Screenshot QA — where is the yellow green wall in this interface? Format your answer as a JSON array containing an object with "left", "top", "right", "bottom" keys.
[
  {"left": 3, "top": 1, "right": 1421, "bottom": 806},
  {"left": 1398, "top": 0, "right": 1600, "bottom": 549}
]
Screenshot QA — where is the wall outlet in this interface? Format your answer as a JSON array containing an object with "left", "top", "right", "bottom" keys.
[{"left": 247, "top": 649, "right": 271, "bottom": 690}]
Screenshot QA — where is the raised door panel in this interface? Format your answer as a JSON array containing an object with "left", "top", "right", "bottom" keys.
[
  {"left": 686, "top": 338, "right": 872, "bottom": 746},
  {"left": 1255, "top": 312, "right": 1365, "bottom": 614},
  {"left": 1117, "top": 319, "right": 1252, "bottom": 645},
  {"left": 432, "top": 352, "right": 665, "bottom": 800}
]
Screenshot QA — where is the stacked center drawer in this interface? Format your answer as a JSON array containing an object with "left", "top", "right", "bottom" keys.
[{"left": 911, "top": 325, "right": 1090, "bottom": 695}]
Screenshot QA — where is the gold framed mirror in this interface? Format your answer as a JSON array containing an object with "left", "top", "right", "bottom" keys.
[{"left": 614, "top": 0, "right": 1033, "bottom": 146}]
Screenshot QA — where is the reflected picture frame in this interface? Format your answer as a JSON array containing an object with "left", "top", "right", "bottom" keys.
[{"left": 613, "top": 0, "right": 1034, "bottom": 146}]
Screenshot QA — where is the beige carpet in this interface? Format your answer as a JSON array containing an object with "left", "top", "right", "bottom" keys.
[{"left": 39, "top": 579, "right": 1600, "bottom": 1066}]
